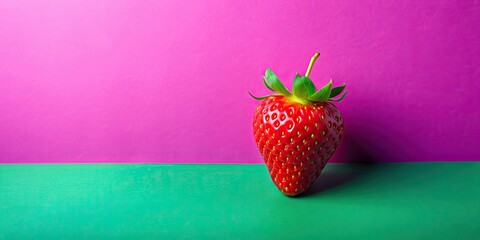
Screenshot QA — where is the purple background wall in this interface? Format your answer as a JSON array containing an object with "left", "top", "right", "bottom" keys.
[{"left": 0, "top": 0, "right": 479, "bottom": 163}]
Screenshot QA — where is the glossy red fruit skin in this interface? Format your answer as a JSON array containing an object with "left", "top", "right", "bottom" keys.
[{"left": 253, "top": 96, "right": 344, "bottom": 196}]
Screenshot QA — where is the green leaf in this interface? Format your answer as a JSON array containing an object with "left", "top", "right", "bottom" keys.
[
  {"left": 248, "top": 92, "right": 277, "bottom": 100},
  {"left": 308, "top": 80, "right": 332, "bottom": 102},
  {"left": 330, "top": 83, "right": 346, "bottom": 98},
  {"left": 328, "top": 90, "right": 347, "bottom": 102},
  {"left": 262, "top": 77, "right": 274, "bottom": 92},
  {"left": 265, "top": 68, "right": 292, "bottom": 96},
  {"left": 292, "top": 74, "right": 316, "bottom": 99}
]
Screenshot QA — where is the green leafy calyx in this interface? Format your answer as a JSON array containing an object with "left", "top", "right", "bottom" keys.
[{"left": 249, "top": 53, "right": 347, "bottom": 104}]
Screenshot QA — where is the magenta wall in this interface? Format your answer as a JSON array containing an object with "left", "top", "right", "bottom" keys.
[{"left": 0, "top": 0, "right": 479, "bottom": 163}]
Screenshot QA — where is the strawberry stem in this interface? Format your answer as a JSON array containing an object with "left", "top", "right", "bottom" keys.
[
  {"left": 288, "top": 95, "right": 309, "bottom": 105},
  {"left": 305, "top": 53, "right": 320, "bottom": 78}
]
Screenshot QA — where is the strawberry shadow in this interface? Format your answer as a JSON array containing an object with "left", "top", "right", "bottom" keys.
[
  {"left": 295, "top": 103, "right": 416, "bottom": 198},
  {"left": 299, "top": 135, "right": 385, "bottom": 197}
]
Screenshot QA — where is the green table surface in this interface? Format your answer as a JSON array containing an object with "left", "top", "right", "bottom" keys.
[{"left": 1, "top": 162, "right": 479, "bottom": 239}]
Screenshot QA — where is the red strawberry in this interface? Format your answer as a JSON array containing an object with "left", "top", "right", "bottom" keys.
[{"left": 250, "top": 53, "right": 347, "bottom": 196}]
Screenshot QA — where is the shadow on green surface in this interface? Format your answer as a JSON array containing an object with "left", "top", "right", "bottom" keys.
[
  {"left": 301, "top": 163, "right": 384, "bottom": 197},
  {"left": 301, "top": 135, "right": 386, "bottom": 197}
]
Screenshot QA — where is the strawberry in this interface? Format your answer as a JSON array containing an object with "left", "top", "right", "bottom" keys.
[{"left": 250, "top": 53, "right": 347, "bottom": 196}]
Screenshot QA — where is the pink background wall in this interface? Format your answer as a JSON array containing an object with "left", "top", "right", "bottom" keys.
[{"left": 1, "top": 0, "right": 479, "bottom": 163}]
